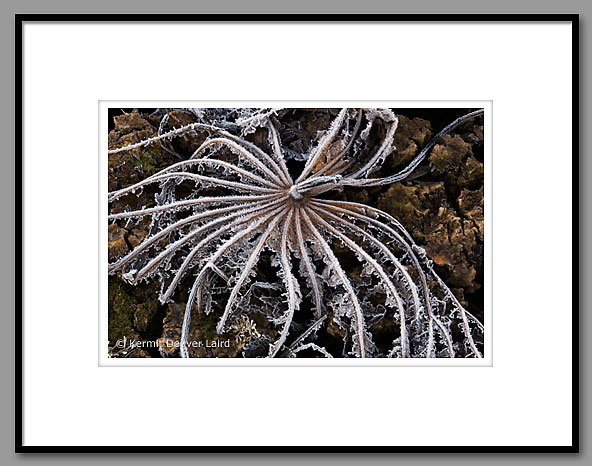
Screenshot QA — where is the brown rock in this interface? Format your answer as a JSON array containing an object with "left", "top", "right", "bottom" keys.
[
  {"left": 157, "top": 303, "right": 185, "bottom": 357},
  {"left": 376, "top": 182, "right": 447, "bottom": 239},
  {"left": 454, "top": 154, "right": 484, "bottom": 191},
  {"left": 113, "top": 113, "right": 151, "bottom": 132},
  {"left": 377, "top": 180, "right": 483, "bottom": 294},
  {"left": 424, "top": 208, "right": 479, "bottom": 293},
  {"left": 389, "top": 116, "right": 432, "bottom": 170},
  {"left": 134, "top": 301, "right": 158, "bottom": 333},
  {"left": 429, "top": 134, "right": 472, "bottom": 174},
  {"left": 165, "top": 111, "right": 207, "bottom": 155},
  {"left": 128, "top": 228, "right": 148, "bottom": 249},
  {"left": 108, "top": 224, "right": 128, "bottom": 261},
  {"left": 458, "top": 187, "right": 484, "bottom": 239}
]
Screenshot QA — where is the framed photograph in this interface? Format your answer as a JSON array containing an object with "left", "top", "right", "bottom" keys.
[{"left": 17, "top": 14, "right": 578, "bottom": 452}]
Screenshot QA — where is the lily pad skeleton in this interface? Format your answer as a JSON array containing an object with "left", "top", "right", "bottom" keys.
[{"left": 108, "top": 108, "right": 484, "bottom": 358}]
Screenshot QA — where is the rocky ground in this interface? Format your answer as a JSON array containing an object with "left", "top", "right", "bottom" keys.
[{"left": 107, "top": 108, "right": 484, "bottom": 358}]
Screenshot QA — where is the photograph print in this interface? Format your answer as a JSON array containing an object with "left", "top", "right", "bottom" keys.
[{"left": 106, "top": 106, "right": 486, "bottom": 359}]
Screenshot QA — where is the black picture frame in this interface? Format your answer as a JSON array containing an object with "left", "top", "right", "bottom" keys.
[{"left": 15, "top": 13, "right": 580, "bottom": 453}]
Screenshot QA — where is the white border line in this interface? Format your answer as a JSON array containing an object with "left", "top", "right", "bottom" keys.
[{"left": 99, "top": 100, "right": 493, "bottom": 367}]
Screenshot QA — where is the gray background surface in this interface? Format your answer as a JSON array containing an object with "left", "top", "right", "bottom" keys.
[{"left": 4, "top": 0, "right": 588, "bottom": 464}]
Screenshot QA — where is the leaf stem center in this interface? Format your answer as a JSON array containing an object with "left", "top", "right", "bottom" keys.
[{"left": 288, "top": 185, "right": 304, "bottom": 201}]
